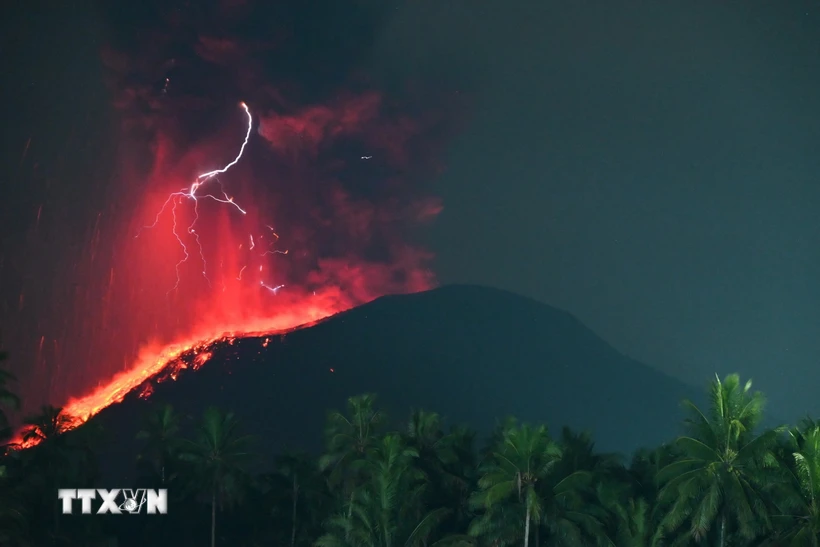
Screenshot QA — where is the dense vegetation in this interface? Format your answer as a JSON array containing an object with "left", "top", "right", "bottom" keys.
[{"left": 1, "top": 350, "right": 819, "bottom": 546}]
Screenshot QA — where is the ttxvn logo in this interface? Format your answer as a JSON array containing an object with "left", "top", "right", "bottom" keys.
[{"left": 58, "top": 489, "right": 168, "bottom": 514}]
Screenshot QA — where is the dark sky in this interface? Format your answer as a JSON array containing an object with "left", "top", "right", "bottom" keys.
[
  {"left": 370, "top": 1, "right": 820, "bottom": 416},
  {"left": 1, "top": 0, "right": 820, "bottom": 420}
]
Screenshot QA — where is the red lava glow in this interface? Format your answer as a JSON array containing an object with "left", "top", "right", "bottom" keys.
[
  {"left": 11, "top": 91, "right": 443, "bottom": 449},
  {"left": 13, "top": 279, "right": 421, "bottom": 449},
  {"left": 66, "top": 299, "right": 337, "bottom": 421}
]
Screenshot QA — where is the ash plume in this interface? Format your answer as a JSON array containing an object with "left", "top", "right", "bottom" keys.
[{"left": 9, "top": 0, "right": 462, "bottom": 417}]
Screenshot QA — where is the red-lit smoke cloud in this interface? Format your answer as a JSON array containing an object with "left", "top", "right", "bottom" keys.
[{"left": 7, "top": 0, "right": 462, "bottom": 419}]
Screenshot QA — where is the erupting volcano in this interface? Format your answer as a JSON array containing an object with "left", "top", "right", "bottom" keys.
[
  {"left": 18, "top": 87, "right": 447, "bottom": 445},
  {"left": 48, "top": 101, "right": 352, "bottom": 429},
  {"left": 2, "top": 1, "right": 458, "bottom": 447}
]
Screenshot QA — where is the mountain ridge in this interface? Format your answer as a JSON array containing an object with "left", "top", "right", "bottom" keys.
[{"left": 80, "top": 284, "right": 710, "bottom": 482}]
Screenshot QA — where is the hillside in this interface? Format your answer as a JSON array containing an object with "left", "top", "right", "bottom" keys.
[{"left": 87, "top": 284, "right": 703, "bottom": 480}]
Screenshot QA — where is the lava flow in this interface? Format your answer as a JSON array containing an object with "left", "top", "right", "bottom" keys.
[
  {"left": 12, "top": 292, "right": 354, "bottom": 450},
  {"left": 64, "top": 301, "right": 338, "bottom": 425}
]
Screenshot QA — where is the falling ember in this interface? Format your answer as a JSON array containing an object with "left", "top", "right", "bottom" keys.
[
  {"left": 194, "top": 351, "right": 212, "bottom": 368},
  {"left": 138, "top": 384, "right": 154, "bottom": 399},
  {"left": 19, "top": 137, "right": 32, "bottom": 168}
]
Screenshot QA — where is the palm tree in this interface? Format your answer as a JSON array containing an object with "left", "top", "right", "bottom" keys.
[
  {"left": 0, "top": 352, "right": 21, "bottom": 441},
  {"left": 596, "top": 446, "right": 680, "bottom": 547},
  {"left": 628, "top": 445, "right": 680, "bottom": 506},
  {"left": 407, "top": 410, "right": 458, "bottom": 467},
  {"left": 556, "top": 428, "right": 622, "bottom": 475},
  {"left": 657, "top": 374, "right": 781, "bottom": 546},
  {"left": 20, "top": 405, "right": 77, "bottom": 443},
  {"left": 469, "top": 420, "right": 561, "bottom": 547},
  {"left": 316, "top": 433, "right": 450, "bottom": 547},
  {"left": 19, "top": 405, "right": 83, "bottom": 484},
  {"left": 0, "top": 460, "right": 27, "bottom": 545},
  {"left": 443, "top": 426, "right": 479, "bottom": 529},
  {"left": 136, "top": 402, "right": 182, "bottom": 485},
  {"left": 600, "top": 494, "right": 663, "bottom": 547},
  {"left": 765, "top": 423, "right": 820, "bottom": 545},
  {"left": 180, "top": 406, "right": 256, "bottom": 547},
  {"left": 18, "top": 405, "right": 99, "bottom": 546},
  {"left": 320, "top": 393, "right": 387, "bottom": 541},
  {"left": 273, "top": 451, "right": 330, "bottom": 547},
  {"left": 405, "top": 413, "right": 477, "bottom": 539},
  {"left": 532, "top": 429, "right": 613, "bottom": 546},
  {"left": 320, "top": 394, "right": 386, "bottom": 487}
]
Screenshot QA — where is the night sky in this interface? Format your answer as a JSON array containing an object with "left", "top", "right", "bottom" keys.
[{"left": 2, "top": 1, "right": 820, "bottom": 421}]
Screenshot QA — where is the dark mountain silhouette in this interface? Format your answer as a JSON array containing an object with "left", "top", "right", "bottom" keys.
[{"left": 85, "top": 284, "right": 704, "bottom": 481}]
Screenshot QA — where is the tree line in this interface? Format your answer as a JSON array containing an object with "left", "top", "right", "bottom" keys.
[{"left": 1, "top": 350, "right": 819, "bottom": 546}]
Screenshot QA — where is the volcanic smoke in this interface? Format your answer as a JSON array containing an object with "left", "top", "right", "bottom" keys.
[
  {"left": 2, "top": 0, "right": 460, "bottom": 448},
  {"left": 8, "top": 83, "right": 446, "bottom": 448}
]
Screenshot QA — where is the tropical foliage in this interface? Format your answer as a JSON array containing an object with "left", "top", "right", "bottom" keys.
[{"left": 1, "top": 366, "right": 819, "bottom": 547}]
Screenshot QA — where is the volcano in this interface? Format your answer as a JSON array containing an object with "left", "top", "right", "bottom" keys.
[{"left": 79, "top": 284, "right": 702, "bottom": 481}]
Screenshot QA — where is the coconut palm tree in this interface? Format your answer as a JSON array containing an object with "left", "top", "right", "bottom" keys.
[
  {"left": 596, "top": 445, "right": 681, "bottom": 547},
  {"left": 316, "top": 433, "right": 450, "bottom": 547},
  {"left": 657, "top": 374, "right": 781, "bottom": 546},
  {"left": 320, "top": 393, "right": 387, "bottom": 544},
  {"left": 406, "top": 410, "right": 458, "bottom": 467},
  {"left": 20, "top": 405, "right": 76, "bottom": 443},
  {"left": 0, "top": 460, "right": 28, "bottom": 546},
  {"left": 136, "top": 402, "right": 182, "bottom": 485},
  {"left": 764, "top": 423, "right": 820, "bottom": 545},
  {"left": 469, "top": 420, "right": 561, "bottom": 547},
  {"left": 532, "top": 429, "right": 613, "bottom": 546},
  {"left": 18, "top": 405, "right": 100, "bottom": 546},
  {"left": 272, "top": 451, "right": 331, "bottom": 547},
  {"left": 19, "top": 405, "right": 84, "bottom": 486},
  {"left": 320, "top": 394, "right": 386, "bottom": 488},
  {"left": 443, "top": 425, "right": 479, "bottom": 530},
  {"left": 629, "top": 445, "right": 680, "bottom": 507},
  {"left": 600, "top": 493, "right": 664, "bottom": 547},
  {"left": 405, "top": 412, "right": 478, "bottom": 539},
  {"left": 180, "top": 406, "right": 255, "bottom": 547}
]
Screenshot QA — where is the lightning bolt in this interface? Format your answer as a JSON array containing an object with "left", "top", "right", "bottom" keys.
[
  {"left": 137, "top": 101, "right": 291, "bottom": 296},
  {"left": 138, "top": 102, "right": 253, "bottom": 293}
]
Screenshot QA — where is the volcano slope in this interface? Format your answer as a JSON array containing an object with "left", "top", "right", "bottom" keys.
[{"left": 87, "top": 284, "right": 702, "bottom": 480}]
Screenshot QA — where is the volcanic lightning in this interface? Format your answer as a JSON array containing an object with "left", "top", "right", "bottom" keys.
[
  {"left": 11, "top": 101, "right": 312, "bottom": 449},
  {"left": 138, "top": 102, "right": 257, "bottom": 292},
  {"left": 10, "top": 84, "right": 446, "bottom": 451}
]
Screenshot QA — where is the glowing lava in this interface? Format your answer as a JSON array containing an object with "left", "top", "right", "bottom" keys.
[
  {"left": 65, "top": 317, "right": 319, "bottom": 421},
  {"left": 12, "top": 289, "right": 356, "bottom": 449}
]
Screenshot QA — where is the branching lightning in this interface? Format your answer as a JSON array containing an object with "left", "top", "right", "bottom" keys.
[{"left": 137, "top": 102, "right": 288, "bottom": 294}]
